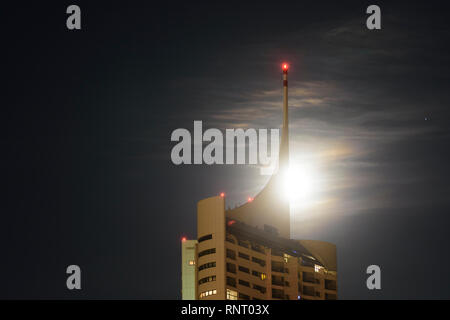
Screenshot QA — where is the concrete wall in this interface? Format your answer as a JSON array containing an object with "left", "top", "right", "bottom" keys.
[{"left": 181, "top": 239, "right": 197, "bottom": 300}]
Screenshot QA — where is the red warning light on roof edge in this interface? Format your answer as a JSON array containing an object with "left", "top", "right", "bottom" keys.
[
  {"left": 248, "top": 197, "right": 254, "bottom": 202},
  {"left": 282, "top": 63, "right": 289, "bottom": 71},
  {"left": 220, "top": 192, "right": 225, "bottom": 197},
  {"left": 181, "top": 236, "right": 187, "bottom": 242}
]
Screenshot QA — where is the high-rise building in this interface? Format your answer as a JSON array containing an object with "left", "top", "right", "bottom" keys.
[
  {"left": 181, "top": 64, "right": 337, "bottom": 300},
  {"left": 181, "top": 238, "right": 198, "bottom": 300}
]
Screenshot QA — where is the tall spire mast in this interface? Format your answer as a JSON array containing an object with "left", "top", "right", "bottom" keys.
[
  {"left": 280, "top": 63, "right": 289, "bottom": 170},
  {"left": 225, "top": 62, "right": 291, "bottom": 239}
]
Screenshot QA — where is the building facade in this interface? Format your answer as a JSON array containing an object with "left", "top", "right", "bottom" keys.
[
  {"left": 181, "top": 64, "right": 337, "bottom": 300},
  {"left": 181, "top": 239, "right": 198, "bottom": 300}
]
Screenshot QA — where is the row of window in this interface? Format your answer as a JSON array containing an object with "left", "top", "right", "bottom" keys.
[
  {"left": 226, "top": 249, "right": 266, "bottom": 267},
  {"left": 239, "top": 279, "right": 250, "bottom": 287},
  {"left": 198, "top": 261, "right": 216, "bottom": 271},
  {"left": 226, "top": 288, "right": 262, "bottom": 300},
  {"left": 228, "top": 234, "right": 328, "bottom": 270},
  {"left": 239, "top": 292, "right": 250, "bottom": 300},
  {"left": 198, "top": 248, "right": 216, "bottom": 258},
  {"left": 272, "top": 288, "right": 288, "bottom": 300},
  {"left": 252, "top": 270, "right": 267, "bottom": 280},
  {"left": 238, "top": 252, "right": 249, "bottom": 260},
  {"left": 253, "top": 284, "right": 266, "bottom": 294},
  {"left": 198, "top": 275, "right": 216, "bottom": 285},
  {"left": 226, "top": 289, "right": 237, "bottom": 300},
  {"left": 272, "top": 276, "right": 289, "bottom": 287},
  {"left": 238, "top": 239, "right": 249, "bottom": 249},
  {"left": 238, "top": 265, "right": 249, "bottom": 274},
  {"left": 198, "top": 234, "right": 212, "bottom": 243},
  {"left": 226, "top": 249, "right": 236, "bottom": 260},
  {"left": 299, "top": 284, "right": 338, "bottom": 299},
  {"left": 199, "top": 289, "right": 217, "bottom": 299},
  {"left": 226, "top": 235, "right": 235, "bottom": 244},
  {"left": 226, "top": 262, "right": 267, "bottom": 280},
  {"left": 226, "top": 262, "right": 236, "bottom": 273},
  {"left": 252, "top": 256, "right": 265, "bottom": 267},
  {"left": 302, "top": 271, "right": 318, "bottom": 284},
  {"left": 232, "top": 237, "right": 266, "bottom": 255},
  {"left": 272, "top": 261, "right": 288, "bottom": 273},
  {"left": 226, "top": 276, "right": 267, "bottom": 294}
]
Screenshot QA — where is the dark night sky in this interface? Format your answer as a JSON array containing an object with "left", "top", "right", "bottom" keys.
[{"left": 2, "top": 1, "right": 450, "bottom": 299}]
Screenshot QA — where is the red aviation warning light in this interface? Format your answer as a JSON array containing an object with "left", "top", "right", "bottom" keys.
[
  {"left": 247, "top": 197, "right": 254, "bottom": 203},
  {"left": 282, "top": 63, "right": 289, "bottom": 71},
  {"left": 220, "top": 192, "right": 225, "bottom": 198},
  {"left": 181, "top": 236, "right": 187, "bottom": 242}
]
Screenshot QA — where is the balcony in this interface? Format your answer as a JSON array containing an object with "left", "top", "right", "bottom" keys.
[
  {"left": 271, "top": 261, "right": 288, "bottom": 274},
  {"left": 238, "top": 239, "right": 249, "bottom": 249},
  {"left": 272, "top": 279, "right": 284, "bottom": 287},
  {"left": 226, "top": 263, "right": 236, "bottom": 274},
  {"left": 302, "top": 272, "right": 318, "bottom": 284},
  {"left": 303, "top": 278, "right": 319, "bottom": 285},
  {"left": 271, "top": 267, "right": 284, "bottom": 273},
  {"left": 251, "top": 244, "right": 266, "bottom": 255},
  {"left": 226, "top": 249, "right": 236, "bottom": 260},
  {"left": 226, "top": 235, "right": 235, "bottom": 244},
  {"left": 302, "top": 285, "right": 315, "bottom": 297},
  {"left": 226, "top": 276, "right": 236, "bottom": 287},
  {"left": 253, "top": 284, "right": 267, "bottom": 294},
  {"left": 252, "top": 256, "right": 266, "bottom": 267},
  {"left": 272, "top": 275, "right": 285, "bottom": 287},
  {"left": 325, "top": 279, "right": 337, "bottom": 291},
  {"left": 239, "top": 279, "right": 250, "bottom": 288},
  {"left": 272, "top": 288, "right": 285, "bottom": 299}
]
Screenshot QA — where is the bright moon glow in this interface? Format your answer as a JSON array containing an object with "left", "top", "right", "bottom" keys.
[{"left": 283, "top": 164, "right": 321, "bottom": 207}]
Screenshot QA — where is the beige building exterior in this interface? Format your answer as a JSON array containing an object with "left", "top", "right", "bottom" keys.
[
  {"left": 181, "top": 239, "right": 198, "bottom": 300},
  {"left": 193, "top": 195, "right": 337, "bottom": 300},
  {"left": 181, "top": 64, "right": 337, "bottom": 300}
]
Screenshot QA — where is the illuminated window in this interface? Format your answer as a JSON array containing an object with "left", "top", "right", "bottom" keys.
[
  {"left": 188, "top": 260, "right": 195, "bottom": 265},
  {"left": 314, "top": 265, "right": 323, "bottom": 273},
  {"left": 226, "top": 289, "right": 238, "bottom": 300},
  {"left": 199, "top": 289, "right": 217, "bottom": 299},
  {"left": 251, "top": 270, "right": 267, "bottom": 280}
]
